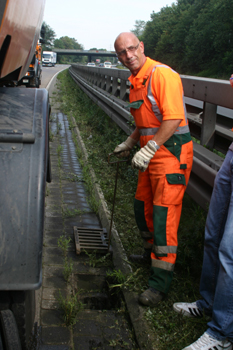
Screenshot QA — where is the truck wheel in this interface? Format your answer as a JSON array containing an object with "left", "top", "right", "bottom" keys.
[
  {"left": 35, "top": 78, "right": 39, "bottom": 88},
  {"left": 0, "top": 331, "right": 4, "bottom": 350},
  {"left": 10, "top": 291, "right": 35, "bottom": 350},
  {"left": 0, "top": 310, "right": 22, "bottom": 350}
]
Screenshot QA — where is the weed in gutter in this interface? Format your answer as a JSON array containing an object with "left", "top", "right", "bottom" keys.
[{"left": 56, "top": 290, "right": 83, "bottom": 327}]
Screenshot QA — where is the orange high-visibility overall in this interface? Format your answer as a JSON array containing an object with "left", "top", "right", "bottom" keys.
[{"left": 129, "top": 58, "right": 193, "bottom": 294}]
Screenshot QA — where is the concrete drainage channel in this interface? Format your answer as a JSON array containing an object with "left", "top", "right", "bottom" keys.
[{"left": 35, "top": 111, "right": 154, "bottom": 350}]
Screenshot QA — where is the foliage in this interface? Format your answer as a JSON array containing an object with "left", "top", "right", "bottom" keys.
[
  {"left": 54, "top": 36, "right": 84, "bottom": 64},
  {"left": 106, "top": 268, "right": 147, "bottom": 294},
  {"left": 58, "top": 235, "right": 71, "bottom": 257},
  {"left": 41, "top": 21, "right": 56, "bottom": 50},
  {"left": 83, "top": 250, "right": 112, "bottom": 268},
  {"left": 131, "top": 20, "right": 146, "bottom": 38},
  {"left": 140, "top": 0, "right": 233, "bottom": 78},
  {"left": 63, "top": 257, "right": 73, "bottom": 282},
  {"left": 89, "top": 48, "right": 107, "bottom": 51},
  {"left": 57, "top": 290, "right": 83, "bottom": 327}
]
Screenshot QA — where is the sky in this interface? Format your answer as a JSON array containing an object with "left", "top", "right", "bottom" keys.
[{"left": 43, "top": 0, "right": 175, "bottom": 51}]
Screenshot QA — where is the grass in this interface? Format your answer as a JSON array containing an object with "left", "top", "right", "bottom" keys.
[
  {"left": 57, "top": 290, "right": 83, "bottom": 327},
  {"left": 53, "top": 69, "right": 209, "bottom": 350},
  {"left": 57, "top": 235, "right": 73, "bottom": 282},
  {"left": 83, "top": 250, "right": 112, "bottom": 268},
  {"left": 58, "top": 235, "right": 71, "bottom": 257},
  {"left": 62, "top": 206, "right": 86, "bottom": 218},
  {"left": 63, "top": 257, "right": 73, "bottom": 282}
]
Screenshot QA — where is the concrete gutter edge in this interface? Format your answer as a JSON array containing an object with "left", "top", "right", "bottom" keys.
[{"left": 70, "top": 115, "right": 157, "bottom": 350}]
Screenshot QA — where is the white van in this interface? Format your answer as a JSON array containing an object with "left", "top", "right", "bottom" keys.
[{"left": 42, "top": 51, "right": 57, "bottom": 66}]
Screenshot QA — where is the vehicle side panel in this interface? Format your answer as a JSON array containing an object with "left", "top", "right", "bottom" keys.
[{"left": 0, "top": 0, "right": 45, "bottom": 81}]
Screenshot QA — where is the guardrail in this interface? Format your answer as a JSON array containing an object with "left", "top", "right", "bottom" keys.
[{"left": 69, "top": 64, "right": 233, "bottom": 210}]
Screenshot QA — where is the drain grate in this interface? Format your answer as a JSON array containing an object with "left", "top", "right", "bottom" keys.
[{"left": 73, "top": 226, "right": 109, "bottom": 254}]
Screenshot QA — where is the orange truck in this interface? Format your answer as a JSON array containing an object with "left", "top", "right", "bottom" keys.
[
  {"left": 0, "top": 1, "right": 51, "bottom": 349},
  {"left": 18, "top": 40, "right": 43, "bottom": 88}
]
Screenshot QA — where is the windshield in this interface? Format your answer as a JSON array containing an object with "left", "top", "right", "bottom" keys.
[{"left": 43, "top": 54, "right": 52, "bottom": 58}]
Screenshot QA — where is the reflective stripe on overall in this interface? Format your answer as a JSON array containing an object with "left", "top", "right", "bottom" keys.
[{"left": 129, "top": 60, "right": 193, "bottom": 293}]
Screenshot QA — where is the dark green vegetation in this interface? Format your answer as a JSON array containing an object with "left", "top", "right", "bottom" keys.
[
  {"left": 41, "top": 22, "right": 114, "bottom": 65},
  {"left": 140, "top": 0, "right": 233, "bottom": 78},
  {"left": 43, "top": 0, "right": 233, "bottom": 77},
  {"left": 42, "top": 22, "right": 86, "bottom": 64},
  {"left": 53, "top": 70, "right": 210, "bottom": 350},
  {"left": 42, "top": 22, "right": 56, "bottom": 51},
  {"left": 53, "top": 36, "right": 84, "bottom": 64}
]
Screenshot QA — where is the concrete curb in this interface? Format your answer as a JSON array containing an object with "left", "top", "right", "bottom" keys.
[{"left": 70, "top": 115, "right": 157, "bottom": 350}]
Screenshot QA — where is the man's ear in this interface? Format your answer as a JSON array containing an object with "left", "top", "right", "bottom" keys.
[{"left": 139, "top": 41, "right": 144, "bottom": 54}]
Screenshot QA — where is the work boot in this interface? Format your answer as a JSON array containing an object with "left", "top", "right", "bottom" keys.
[
  {"left": 139, "top": 287, "right": 165, "bottom": 307},
  {"left": 129, "top": 249, "right": 151, "bottom": 264}
]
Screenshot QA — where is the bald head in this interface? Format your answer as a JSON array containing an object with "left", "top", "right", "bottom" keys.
[
  {"left": 114, "top": 32, "right": 139, "bottom": 51},
  {"left": 114, "top": 32, "right": 146, "bottom": 75}
]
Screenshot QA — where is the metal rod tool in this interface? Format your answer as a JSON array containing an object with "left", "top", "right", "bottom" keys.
[{"left": 107, "top": 153, "right": 129, "bottom": 251}]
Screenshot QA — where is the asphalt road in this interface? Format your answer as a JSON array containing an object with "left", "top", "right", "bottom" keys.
[{"left": 40, "top": 64, "right": 70, "bottom": 91}]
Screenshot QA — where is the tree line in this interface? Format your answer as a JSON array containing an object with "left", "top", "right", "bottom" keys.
[
  {"left": 133, "top": 0, "right": 233, "bottom": 78},
  {"left": 42, "top": 0, "right": 233, "bottom": 78},
  {"left": 41, "top": 23, "right": 113, "bottom": 64},
  {"left": 41, "top": 22, "right": 85, "bottom": 64}
]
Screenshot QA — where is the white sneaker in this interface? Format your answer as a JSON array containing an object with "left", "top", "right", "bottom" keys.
[
  {"left": 173, "top": 301, "right": 203, "bottom": 317},
  {"left": 182, "top": 332, "right": 232, "bottom": 350}
]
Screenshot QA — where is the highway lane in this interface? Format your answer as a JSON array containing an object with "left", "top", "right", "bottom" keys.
[{"left": 40, "top": 64, "right": 70, "bottom": 91}]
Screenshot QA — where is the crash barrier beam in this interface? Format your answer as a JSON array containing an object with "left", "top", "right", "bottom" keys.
[{"left": 69, "top": 65, "right": 233, "bottom": 210}]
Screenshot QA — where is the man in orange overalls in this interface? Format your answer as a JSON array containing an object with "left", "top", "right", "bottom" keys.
[{"left": 113, "top": 32, "right": 193, "bottom": 307}]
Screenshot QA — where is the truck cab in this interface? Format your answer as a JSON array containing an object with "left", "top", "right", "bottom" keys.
[
  {"left": 18, "top": 42, "right": 42, "bottom": 88},
  {"left": 42, "top": 51, "right": 57, "bottom": 67}
]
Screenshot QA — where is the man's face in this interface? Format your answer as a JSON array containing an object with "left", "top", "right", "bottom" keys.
[{"left": 115, "top": 34, "right": 146, "bottom": 75}]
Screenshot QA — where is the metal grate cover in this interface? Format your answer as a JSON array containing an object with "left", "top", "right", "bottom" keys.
[{"left": 73, "top": 226, "right": 109, "bottom": 254}]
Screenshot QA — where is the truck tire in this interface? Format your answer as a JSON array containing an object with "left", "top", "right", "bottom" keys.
[
  {"left": 35, "top": 77, "right": 39, "bottom": 88},
  {"left": 0, "top": 310, "right": 22, "bottom": 350},
  {"left": 0, "top": 330, "right": 4, "bottom": 350},
  {"left": 10, "top": 291, "right": 35, "bottom": 350},
  {"left": 0, "top": 291, "right": 35, "bottom": 350}
]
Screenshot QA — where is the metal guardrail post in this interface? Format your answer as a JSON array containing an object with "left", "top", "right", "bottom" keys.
[
  {"left": 106, "top": 75, "right": 111, "bottom": 92},
  {"left": 201, "top": 102, "right": 217, "bottom": 149},
  {"left": 120, "top": 79, "right": 127, "bottom": 101},
  {"left": 98, "top": 74, "right": 105, "bottom": 90},
  {"left": 112, "top": 77, "right": 118, "bottom": 96},
  {"left": 93, "top": 71, "right": 97, "bottom": 86}
]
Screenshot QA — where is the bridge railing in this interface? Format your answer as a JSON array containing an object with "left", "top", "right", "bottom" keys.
[{"left": 69, "top": 64, "right": 233, "bottom": 210}]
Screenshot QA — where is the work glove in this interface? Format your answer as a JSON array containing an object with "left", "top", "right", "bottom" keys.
[
  {"left": 113, "top": 136, "right": 137, "bottom": 158},
  {"left": 131, "top": 140, "right": 159, "bottom": 172}
]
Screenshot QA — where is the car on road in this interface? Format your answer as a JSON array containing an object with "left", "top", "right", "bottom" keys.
[
  {"left": 104, "top": 61, "right": 112, "bottom": 68},
  {"left": 99, "top": 63, "right": 104, "bottom": 67},
  {"left": 87, "top": 62, "right": 95, "bottom": 67}
]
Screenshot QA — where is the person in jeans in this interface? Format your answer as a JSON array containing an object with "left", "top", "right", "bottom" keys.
[{"left": 173, "top": 75, "right": 233, "bottom": 350}]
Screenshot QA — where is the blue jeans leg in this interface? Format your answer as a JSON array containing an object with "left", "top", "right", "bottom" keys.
[{"left": 196, "top": 150, "right": 233, "bottom": 340}]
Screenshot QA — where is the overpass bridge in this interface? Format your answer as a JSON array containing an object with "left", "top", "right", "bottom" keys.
[{"left": 53, "top": 48, "right": 116, "bottom": 62}]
